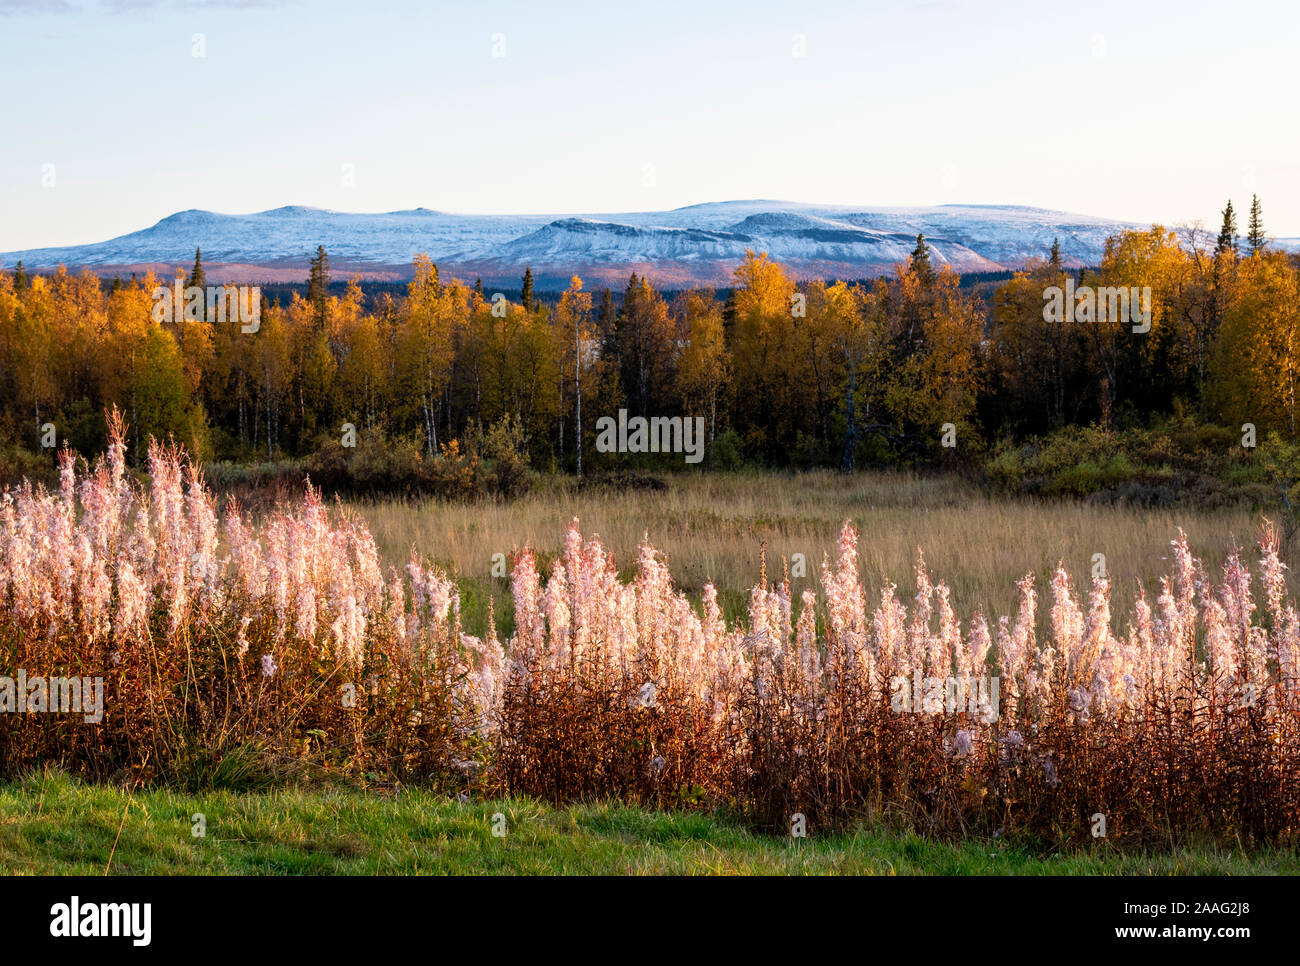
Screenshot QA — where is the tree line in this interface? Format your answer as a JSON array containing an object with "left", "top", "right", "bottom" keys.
[{"left": 0, "top": 196, "right": 1296, "bottom": 475}]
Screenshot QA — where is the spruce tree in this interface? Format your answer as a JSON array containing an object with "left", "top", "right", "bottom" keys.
[
  {"left": 598, "top": 287, "right": 617, "bottom": 358},
  {"left": 190, "top": 247, "right": 205, "bottom": 290},
  {"left": 189, "top": 247, "right": 206, "bottom": 321},
  {"left": 13, "top": 260, "right": 27, "bottom": 292},
  {"left": 599, "top": 287, "right": 615, "bottom": 332},
  {"left": 1216, "top": 199, "right": 1238, "bottom": 256},
  {"left": 307, "top": 245, "right": 330, "bottom": 328},
  {"left": 520, "top": 267, "right": 534, "bottom": 312},
  {"left": 1049, "top": 237, "right": 1062, "bottom": 269},
  {"left": 1247, "top": 194, "right": 1266, "bottom": 254},
  {"left": 910, "top": 233, "right": 933, "bottom": 283}
]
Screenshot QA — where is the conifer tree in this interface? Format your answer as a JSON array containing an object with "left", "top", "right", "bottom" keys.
[
  {"left": 189, "top": 247, "right": 206, "bottom": 321},
  {"left": 190, "top": 247, "right": 205, "bottom": 290},
  {"left": 598, "top": 287, "right": 615, "bottom": 338},
  {"left": 911, "top": 234, "right": 933, "bottom": 284},
  {"left": 1217, "top": 200, "right": 1238, "bottom": 256},
  {"left": 520, "top": 267, "right": 535, "bottom": 312},
  {"left": 13, "top": 260, "right": 27, "bottom": 292},
  {"left": 1049, "top": 237, "right": 1062, "bottom": 269},
  {"left": 1247, "top": 194, "right": 1266, "bottom": 255},
  {"left": 307, "top": 245, "right": 330, "bottom": 329}
]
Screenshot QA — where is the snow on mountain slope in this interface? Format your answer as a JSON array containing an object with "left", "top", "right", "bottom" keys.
[
  {"left": 0, "top": 200, "right": 1229, "bottom": 285},
  {"left": 720, "top": 212, "right": 1000, "bottom": 271},
  {"left": 501, "top": 219, "right": 750, "bottom": 261},
  {"left": 5, "top": 207, "right": 553, "bottom": 267}
]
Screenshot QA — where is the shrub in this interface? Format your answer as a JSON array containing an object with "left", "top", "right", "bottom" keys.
[
  {"left": 0, "top": 443, "right": 56, "bottom": 492},
  {"left": 479, "top": 414, "right": 533, "bottom": 498},
  {"left": 301, "top": 426, "right": 529, "bottom": 501},
  {"left": 709, "top": 428, "right": 746, "bottom": 470},
  {"left": 985, "top": 420, "right": 1257, "bottom": 506},
  {"left": 307, "top": 433, "right": 432, "bottom": 497}
]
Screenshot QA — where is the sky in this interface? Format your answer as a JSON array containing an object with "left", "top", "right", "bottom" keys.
[{"left": 2, "top": 0, "right": 1298, "bottom": 252}]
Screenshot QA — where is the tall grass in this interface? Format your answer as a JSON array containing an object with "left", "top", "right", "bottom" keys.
[
  {"left": 0, "top": 412, "right": 495, "bottom": 785},
  {"left": 495, "top": 518, "right": 1299, "bottom": 844},
  {"left": 356, "top": 470, "right": 1284, "bottom": 636}
]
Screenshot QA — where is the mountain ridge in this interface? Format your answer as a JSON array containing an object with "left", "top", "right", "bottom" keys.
[{"left": 5, "top": 200, "right": 1289, "bottom": 287}]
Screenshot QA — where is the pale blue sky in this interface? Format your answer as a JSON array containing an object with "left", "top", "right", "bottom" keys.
[{"left": 2, "top": 0, "right": 1297, "bottom": 251}]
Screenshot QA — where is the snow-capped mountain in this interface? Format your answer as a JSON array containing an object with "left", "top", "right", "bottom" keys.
[{"left": 0, "top": 201, "right": 1167, "bottom": 286}]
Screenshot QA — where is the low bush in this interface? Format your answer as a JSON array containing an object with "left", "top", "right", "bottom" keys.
[
  {"left": 985, "top": 419, "right": 1262, "bottom": 507},
  {"left": 0, "top": 443, "right": 56, "bottom": 492}
]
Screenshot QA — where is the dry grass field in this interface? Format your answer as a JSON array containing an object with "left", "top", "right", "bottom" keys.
[{"left": 354, "top": 469, "right": 1284, "bottom": 638}]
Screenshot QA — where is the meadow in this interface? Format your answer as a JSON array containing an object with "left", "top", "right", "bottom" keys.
[{"left": 354, "top": 469, "right": 1286, "bottom": 640}]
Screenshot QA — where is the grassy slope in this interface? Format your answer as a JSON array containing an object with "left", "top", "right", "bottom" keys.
[{"left": 2, "top": 773, "right": 1294, "bottom": 875}]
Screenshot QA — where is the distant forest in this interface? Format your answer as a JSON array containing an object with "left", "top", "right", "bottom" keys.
[
  {"left": 0, "top": 196, "right": 1295, "bottom": 478},
  {"left": 252, "top": 266, "right": 1019, "bottom": 308}
]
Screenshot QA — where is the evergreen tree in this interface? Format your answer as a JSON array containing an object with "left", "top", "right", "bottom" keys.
[
  {"left": 1049, "top": 237, "right": 1062, "bottom": 269},
  {"left": 189, "top": 247, "right": 205, "bottom": 290},
  {"left": 13, "top": 260, "right": 27, "bottom": 292},
  {"left": 520, "top": 267, "right": 535, "bottom": 312},
  {"left": 307, "top": 245, "right": 330, "bottom": 329},
  {"left": 189, "top": 247, "right": 206, "bottom": 321},
  {"left": 910, "top": 234, "right": 933, "bottom": 284},
  {"left": 1216, "top": 199, "right": 1238, "bottom": 256},
  {"left": 474, "top": 277, "right": 483, "bottom": 298},
  {"left": 596, "top": 286, "right": 617, "bottom": 360},
  {"left": 598, "top": 287, "right": 615, "bottom": 335},
  {"left": 1247, "top": 194, "right": 1266, "bottom": 255}
]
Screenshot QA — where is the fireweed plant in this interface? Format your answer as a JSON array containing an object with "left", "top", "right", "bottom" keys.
[{"left": 1, "top": 417, "right": 1297, "bottom": 845}]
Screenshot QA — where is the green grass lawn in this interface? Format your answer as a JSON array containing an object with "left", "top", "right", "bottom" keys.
[{"left": 1, "top": 772, "right": 1296, "bottom": 875}]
